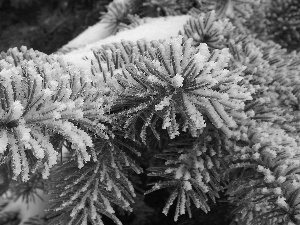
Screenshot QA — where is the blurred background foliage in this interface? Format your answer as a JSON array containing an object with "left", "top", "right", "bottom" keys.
[
  {"left": 2, "top": 0, "right": 300, "bottom": 54},
  {"left": 0, "top": 0, "right": 112, "bottom": 54}
]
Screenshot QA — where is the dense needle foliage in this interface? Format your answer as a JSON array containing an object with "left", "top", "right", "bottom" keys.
[{"left": 1, "top": 0, "right": 300, "bottom": 225}]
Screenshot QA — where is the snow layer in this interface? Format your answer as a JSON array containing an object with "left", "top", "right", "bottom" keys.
[
  {"left": 1, "top": 190, "right": 49, "bottom": 225},
  {"left": 62, "top": 15, "right": 191, "bottom": 75}
]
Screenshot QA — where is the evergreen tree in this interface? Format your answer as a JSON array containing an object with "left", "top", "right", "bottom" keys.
[{"left": 1, "top": 0, "right": 300, "bottom": 225}]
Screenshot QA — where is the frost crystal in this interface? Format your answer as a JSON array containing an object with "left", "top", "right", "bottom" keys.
[
  {"left": 10, "top": 101, "right": 24, "bottom": 120},
  {"left": 155, "top": 96, "right": 172, "bottom": 111},
  {"left": 0, "top": 130, "right": 8, "bottom": 154},
  {"left": 171, "top": 74, "right": 184, "bottom": 87},
  {"left": 276, "top": 196, "right": 289, "bottom": 209}
]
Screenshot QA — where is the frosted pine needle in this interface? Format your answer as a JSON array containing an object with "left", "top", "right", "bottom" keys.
[
  {"left": 110, "top": 36, "right": 251, "bottom": 140},
  {"left": 0, "top": 47, "right": 111, "bottom": 181}
]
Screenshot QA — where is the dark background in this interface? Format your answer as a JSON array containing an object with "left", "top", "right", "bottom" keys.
[{"left": 0, "top": 0, "right": 112, "bottom": 54}]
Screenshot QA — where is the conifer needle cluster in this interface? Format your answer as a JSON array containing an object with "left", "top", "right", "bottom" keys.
[{"left": 1, "top": 0, "right": 300, "bottom": 225}]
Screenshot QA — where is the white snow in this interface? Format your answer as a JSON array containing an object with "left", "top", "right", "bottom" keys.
[
  {"left": 11, "top": 101, "right": 24, "bottom": 121},
  {"left": 1, "top": 190, "right": 49, "bottom": 225},
  {"left": 62, "top": 15, "right": 191, "bottom": 76},
  {"left": 69, "top": 15, "right": 190, "bottom": 54},
  {"left": 0, "top": 130, "right": 8, "bottom": 154},
  {"left": 171, "top": 74, "right": 184, "bottom": 87}
]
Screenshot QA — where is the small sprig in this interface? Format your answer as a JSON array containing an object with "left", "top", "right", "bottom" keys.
[
  {"left": 111, "top": 36, "right": 251, "bottom": 140},
  {"left": 100, "top": 0, "right": 135, "bottom": 35},
  {"left": 146, "top": 129, "right": 225, "bottom": 221},
  {"left": 214, "top": 0, "right": 261, "bottom": 19},
  {"left": 47, "top": 134, "right": 142, "bottom": 225},
  {"left": 180, "top": 10, "right": 234, "bottom": 49}
]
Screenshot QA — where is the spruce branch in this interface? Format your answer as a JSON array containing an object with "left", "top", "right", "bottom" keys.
[
  {"left": 0, "top": 47, "right": 110, "bottom": 181},
  {"left": 146, "top": 127, "right": 226, "bottom": 221},
  {"left": 100, "top": 0, "right": 136, "bottom": 35},
  {"left": 106, "top": 36, "right": 251, "bottom": 140},
  {"left": 180, "top": 10, "right": 235, "bottom": 49},
  {"left": 2, "top": 1, "right": 300, "bottom": 225},
  {"left": 214, "top": 0, "right": 261, "bottom": 19},
  {"left": 11, "top": 173, "right": 44, "bottom": 204},
  {"left": 46, "top": 132, "right": 142, "bottom": 225},
  {"left": 225, "top": 121, "right": 300, "bottom": 224}
]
